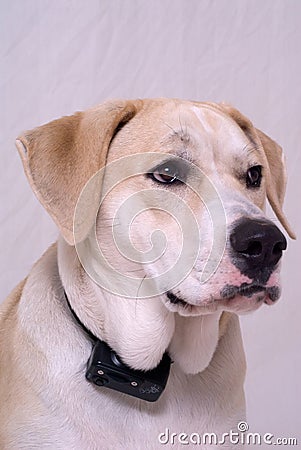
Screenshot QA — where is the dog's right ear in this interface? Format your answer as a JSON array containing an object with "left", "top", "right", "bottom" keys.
[{"left": 16, "top": 100, "right": 143, "bottom": 245}]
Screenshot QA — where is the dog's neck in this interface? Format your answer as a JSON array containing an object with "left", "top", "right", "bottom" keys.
[{"left": 57, "top": 237, "right": 222, "bottom": 375}]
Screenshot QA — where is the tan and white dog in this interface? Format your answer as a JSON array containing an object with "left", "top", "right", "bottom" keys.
[{"left": 0, "top": 99, "right": 295, "bottom": 449}]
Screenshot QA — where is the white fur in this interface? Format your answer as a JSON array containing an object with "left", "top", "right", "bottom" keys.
[{"left": 12, "top": 245, "right": 246, "bottom": 450}]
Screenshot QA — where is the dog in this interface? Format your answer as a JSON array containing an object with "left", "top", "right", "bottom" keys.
[{"left": 0, "top": 99, "right": 295, "bottom": 449}]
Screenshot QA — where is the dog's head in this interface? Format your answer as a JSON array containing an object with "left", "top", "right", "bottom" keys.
[{"left": 16, "top": 99, "right": 295, "bottom": 371}]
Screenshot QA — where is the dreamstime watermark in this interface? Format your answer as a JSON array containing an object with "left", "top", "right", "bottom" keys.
[
  {"left": 158, "top": 421, "right": 298, "bottom": 446},
  {"left": 73, "top": 153, "right": 227, "bottom": 298}
]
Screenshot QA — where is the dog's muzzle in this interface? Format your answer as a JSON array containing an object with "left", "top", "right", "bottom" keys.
[{"left": 230, "top": 218, "right": 287, "bottom": 282}]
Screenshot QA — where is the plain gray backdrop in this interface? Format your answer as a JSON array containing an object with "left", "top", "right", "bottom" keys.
[{"left": 1, "top": 0, "right": 300, "bottom": 445}]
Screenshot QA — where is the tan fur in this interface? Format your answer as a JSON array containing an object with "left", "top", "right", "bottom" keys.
[
  {"left": 16, "top": 100, "right": 143, "bottom": 244},
  {"left": 218, "top": 311, "right": 232, "bottom": 339}
]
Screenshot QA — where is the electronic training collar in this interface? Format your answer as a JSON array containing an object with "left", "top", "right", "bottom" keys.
[{"left": 65, "top": 293, "right": 171, "bottom": 402}]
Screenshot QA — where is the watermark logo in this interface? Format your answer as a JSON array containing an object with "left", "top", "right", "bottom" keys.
[
  {"left": 73, "top": 153, "right": 227, "bottom": 298},
  {"left": 158, "top": 422, "right": 298, "bottom": 446}
]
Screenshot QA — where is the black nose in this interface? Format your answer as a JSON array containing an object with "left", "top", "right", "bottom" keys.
[{"left": 230, "top": 219, "right": 287, "bottom": 280}]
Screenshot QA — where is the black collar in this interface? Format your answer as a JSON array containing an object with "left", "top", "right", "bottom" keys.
[
  {"left": 64, "top": 291, "right": 171, "bottom": 402},
  {"left": 64, "top": 291, "right": 98, "bottom": 342}
]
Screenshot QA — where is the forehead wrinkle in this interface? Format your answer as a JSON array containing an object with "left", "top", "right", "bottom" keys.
[
  {"left": 160, "top": 129, "right": 196, "bottom": 163},
  {"left": 244, "top": 142, "right": 261, "bottom": 157},
  {"left": 237, "top": 141, "right": 262, "bottom": 166}
]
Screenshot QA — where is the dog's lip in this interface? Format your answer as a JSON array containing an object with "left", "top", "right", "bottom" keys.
[
  {"left": 166, "top": 291, "right": 188, "bottom": 307},
  {"left": 165, "top": 283, "right": 280, "bottom": 312},
  {"left": 220, "top": 282, "right": 281, "bottom": 304},
  {"left": 220, "top": 282, "right": 266, "bottom": 300}
]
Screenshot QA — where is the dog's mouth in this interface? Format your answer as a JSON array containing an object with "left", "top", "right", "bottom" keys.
[
  {"left": 165, "top": 282, "right": 280, "bottom": 315},
  {"left": 166, "top": 291, "right": 188, "bottom": 307}
]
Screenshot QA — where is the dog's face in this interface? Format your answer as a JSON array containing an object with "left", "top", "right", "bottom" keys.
[
  {"left": 16, "top": 99, "right": 295, "bottom": 371},
  {"left": 81, "top": 100, "right": 289, "bottom": 316}
]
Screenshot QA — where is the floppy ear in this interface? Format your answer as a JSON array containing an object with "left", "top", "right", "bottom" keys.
[
  {"left": 16, "top": 100, "right": 143, "bottom": 245},
  {"left": 217, "top": 103, "right": 296, "bottom": 239},
  {"left": 255, "top": 129, "right": 295, "bottom": 239}
]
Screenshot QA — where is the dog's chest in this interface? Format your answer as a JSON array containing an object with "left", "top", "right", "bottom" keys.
[{"left": 51, "top": 366, "right": 245, "bottom": 450}]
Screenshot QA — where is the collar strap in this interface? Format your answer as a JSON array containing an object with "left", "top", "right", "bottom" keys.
[
  {"left": 64, "top": 291, "right": 171, "bottom": 402},
  {"left": 64, "top": 291, "right": 97, "bottom": 342}
]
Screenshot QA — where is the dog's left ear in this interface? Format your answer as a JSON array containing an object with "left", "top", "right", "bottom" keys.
[
  {"left": 255, "top": 129, "right": 295, "bottom": 239},
  {"left": 218, "top": 103, "right": 296, "bottom": 239}
]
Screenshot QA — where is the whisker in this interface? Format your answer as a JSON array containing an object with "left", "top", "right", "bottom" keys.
[
  {"left": 98, "top": 222, "right": 122, "bottom": 228},
  {"left": 136, "top": 274, "right": 147, "bottom": 301},
  {"left": 126, "top": 269, "right": 144, "bottom": 273},
  {"left": 163, "top": 121, "right": 177, "bottom": 133}
]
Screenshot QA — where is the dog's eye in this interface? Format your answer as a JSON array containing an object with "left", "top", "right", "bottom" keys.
[
  {"left": 150, "top": 161, "right": 183, "bottom": 184},
  {"left": 246, "top": 165, "right": 262, "bottom": 188}
]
